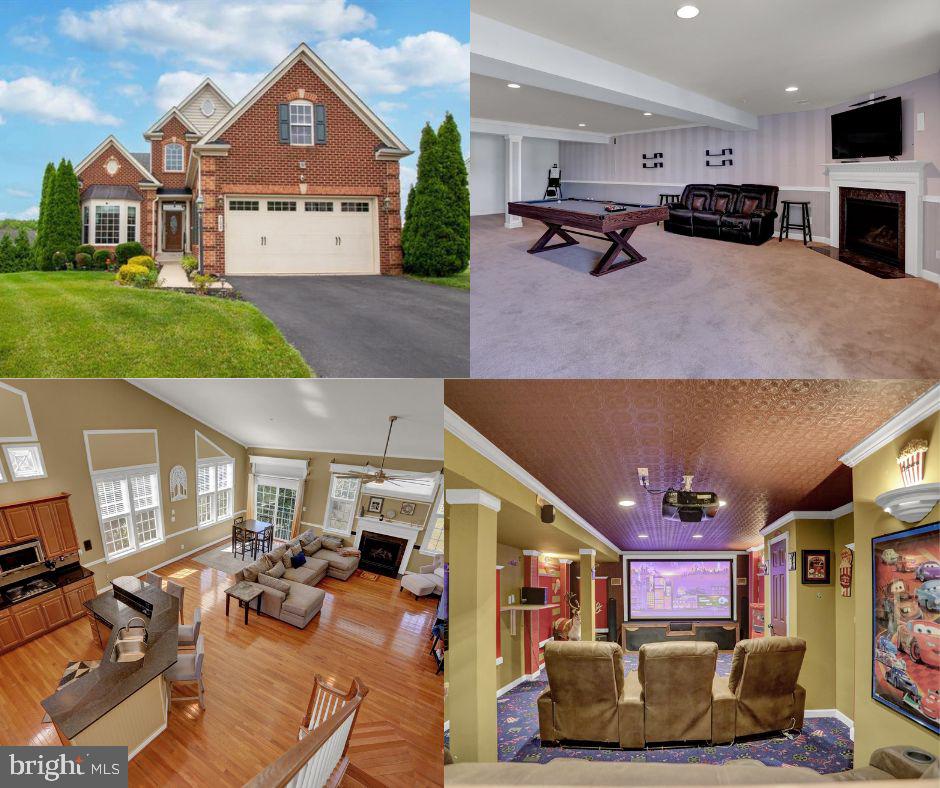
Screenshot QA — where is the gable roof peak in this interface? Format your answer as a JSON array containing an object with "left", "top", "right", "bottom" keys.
[{"left": 75, "top": 134, "right": 160, "bottom": 184}]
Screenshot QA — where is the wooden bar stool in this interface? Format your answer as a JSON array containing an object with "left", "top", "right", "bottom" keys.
[{"left": 779, "top": 200, "right": 812, "bottom": 245}]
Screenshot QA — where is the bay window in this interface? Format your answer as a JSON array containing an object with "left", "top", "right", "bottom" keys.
[
  {"left": 127, "top": 206, "right": 136, "bottom": 242},
  {"left": 94, "top": 205, "right": 120, "bottom": 244},
  {"left": 86, "top": 201, "right": 140, "bottom": 246}
]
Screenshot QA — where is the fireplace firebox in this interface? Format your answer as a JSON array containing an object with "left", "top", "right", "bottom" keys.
[
  {"left": 839, "top": 187, "right": 905, "bottom": 270},
  {"left": 358, "top": 531, "right": 408, "bottom": 578}
]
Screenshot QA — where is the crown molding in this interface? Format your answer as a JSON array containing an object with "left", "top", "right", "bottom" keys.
[
  {"left": 840, "top": 384, "right": 940, "bottom": 467},
  {"left": 759, "top": 502, "right": 854, "bottom": 537},
  {"left": 445, "top": 407, "right": 620, "bottom": 555}
]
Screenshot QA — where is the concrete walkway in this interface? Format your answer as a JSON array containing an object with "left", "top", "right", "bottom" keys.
[{"left": 158, "top": 262, "right": 232, "bottom": 292}]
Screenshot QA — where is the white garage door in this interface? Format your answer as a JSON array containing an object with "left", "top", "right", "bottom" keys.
[{"left": 224, "top": 197, "right": 378, "bottom": 275}]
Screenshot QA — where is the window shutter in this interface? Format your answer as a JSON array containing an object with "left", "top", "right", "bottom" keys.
[
  {"left": 278, "top": 104, "right": 290, "bottom": 144},
  {"left": 315, "top": 104, "right": 327, "bottom": 144}
]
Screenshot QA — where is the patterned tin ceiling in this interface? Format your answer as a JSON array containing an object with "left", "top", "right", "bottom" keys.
[{"left": 445, "top": 379, "right": 936, "bottom": 551}]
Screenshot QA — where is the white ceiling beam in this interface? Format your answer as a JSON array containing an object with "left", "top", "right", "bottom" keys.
[
  {"left": 471, "top": 117, "right": 611, "bottom": 144},
  {"left": 471, "top": 13, "right": 759, "bottom": 132}
]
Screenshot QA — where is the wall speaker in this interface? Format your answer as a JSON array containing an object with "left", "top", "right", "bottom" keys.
[{"left": 540, "top": 503, "right": 555, "bottom": 523}]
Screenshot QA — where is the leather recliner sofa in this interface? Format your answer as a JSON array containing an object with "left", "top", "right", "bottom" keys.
[{"left": 664, "top": 183, "right": 779, "bottom": 244}]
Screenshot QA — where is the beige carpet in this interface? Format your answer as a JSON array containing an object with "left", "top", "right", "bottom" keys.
[{"left": 470, "top": 214, "right": 940, "bottom": 378}]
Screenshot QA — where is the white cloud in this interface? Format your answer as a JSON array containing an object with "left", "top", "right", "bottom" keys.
[
  {"left": 10, "top": 32, "right": 50, "bottom": 51},
  {"left": 154, "top": 70, "right": 264, "bottom": 110},
  {"left": 375, "top": 101, "right": 406, "bottom": 114},
  {"left": 5, "top": 188, "right": 33, "bottom": 198},
  {"left": 116, "top": 84, "right": 147, "bottom": 105},
  {"left": 0, "top": 205, "right": 40, "bottom": 220},
  {"left": 0, "top": 114, "right": 4, "bottom": 125},
  {"left": 59, "top": 0, "right": 376, "bottom": 69},
  {"left": 0, "top": 76, "right": 120, "bottom": 124},
  {"left": 316, "top": 31, "right": 469, "bottom": 96}
]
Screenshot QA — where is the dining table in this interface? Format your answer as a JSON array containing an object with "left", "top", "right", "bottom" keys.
[{"left": 232, "top": 519, "right": 274, "bottom": 560}]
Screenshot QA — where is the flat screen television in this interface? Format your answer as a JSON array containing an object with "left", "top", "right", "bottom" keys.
[
  {"left": 831, "top": 97, "right": 902, "bottom": 160},
  {"left": 626, "top": 558, "right": 734, "bottom": 620}
]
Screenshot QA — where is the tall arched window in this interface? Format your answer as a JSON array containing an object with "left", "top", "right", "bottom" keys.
[{"left": 164, "top": 142, "right": 184, "bottom": 172}]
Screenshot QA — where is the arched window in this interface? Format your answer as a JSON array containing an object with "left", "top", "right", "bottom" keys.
[
  {"left": 164, "top": 142, "right": 184, "bottom": 172},
  {"left": 289, "top": 100, "right": 313, "bottom": 145}
]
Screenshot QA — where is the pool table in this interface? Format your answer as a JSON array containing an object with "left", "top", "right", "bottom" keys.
[{"left": 506, "top": 198, "right": 668, "bottom": 276}]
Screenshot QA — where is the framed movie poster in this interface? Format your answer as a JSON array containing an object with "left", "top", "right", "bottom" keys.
[
  {"left": 871, "top": 521, "right": 939, "bottom": 735},
  {"left": 802, "top": 550, "right": 831, "bottom": 584}
]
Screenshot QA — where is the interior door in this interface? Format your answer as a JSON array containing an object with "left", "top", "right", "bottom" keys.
[
  {"left": 254, "top": 476, "right": 299, "bottom": 542},
  {"left": 770, "top": 539, "right": 787, "bottom": 636}
]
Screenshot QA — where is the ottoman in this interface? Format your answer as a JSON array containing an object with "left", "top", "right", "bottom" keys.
[{"left": 401, "top": 572, "right": 439, "bottom": 599}]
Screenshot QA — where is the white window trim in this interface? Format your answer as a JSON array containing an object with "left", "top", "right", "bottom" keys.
[
  {"left": 289, "top": 99, "right": 314, "bottom": 147},
  {"left": 253, "top": 474, "right": 301, "bottom": 542},
  {"left": 90, "top": 463, "right": 165, "bottom": 563},
  {"left": 322, "top": 471, "right": 360, "bottom": 536},
  {"left": 164, "top": 142, "right": 184, "bottom": 172},
  {"left": 2, "top": 442, "right": 47, "bottom": 481},
  {"left": 196, "top": 457, "right": 235, "bottom": 529},
  {"left": 85, "top": 199, "right": 140, "bottom": 246},
  {"left": 419, "top": 479, "right": 445, "bottom": 556}
]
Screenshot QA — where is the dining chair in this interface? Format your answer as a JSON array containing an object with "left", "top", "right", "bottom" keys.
[
  {"left": 178, "top": 607, "right": 201, "bottom": 650},
  {"left": 166, "top": 634, "right": 206, "bottom": 709},
  {"left": 232, "top": 521, "right": 253, "bottom": 560},
  {"left": 143, "top": 571, "right": 163, "bottom": 589},
  {"left": 165, "top": 580, "right": 185, "bottom": 624}
]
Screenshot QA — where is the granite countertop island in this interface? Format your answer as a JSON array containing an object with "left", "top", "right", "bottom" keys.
[{"left": 41, "top": 577, "right": 179, "bottom": 747}]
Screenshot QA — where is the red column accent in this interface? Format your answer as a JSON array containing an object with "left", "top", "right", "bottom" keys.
[
  {"left": 522, "top": 552, "right": 540, "bottom": 676},
  {"left": 558, "top": 561, "right": 570, "bottom": 621}
]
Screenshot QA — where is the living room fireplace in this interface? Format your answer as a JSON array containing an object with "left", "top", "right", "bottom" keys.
[
  {"left": 358, "top": 531, "right": 408, "bottom": 578},
  {"left": 839, "top": 187, "right": 905, "bottom": 269}
]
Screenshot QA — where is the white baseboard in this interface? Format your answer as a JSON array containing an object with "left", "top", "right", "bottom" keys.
[
  {"left": 496, "top": 666, "right": 544, "bottom": 698},
  {"left": 805, "top": 708, "right": 854, "bottom": 740},
  {"left": 128, "top": 720, "right": 167, "bottom": 759},
  {"left": 920, "top": 268, "right": 940, "bottom": 285},
  {"left": 94, "top": 535, "right": 230, "bottom": 594}
]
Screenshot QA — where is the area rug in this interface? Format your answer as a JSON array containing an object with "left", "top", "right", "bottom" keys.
[
  {"left": 193, "top": 542, "right": 254, "bottom": 575},
  {"left": 42, "top": 660, "right": 100, "bottom": 723},
  {"left": 356, "top": 570, "right": 380, "bottom": 581},
  {"left": 495, "top": 652, "right": 853, "bottom": 773}
]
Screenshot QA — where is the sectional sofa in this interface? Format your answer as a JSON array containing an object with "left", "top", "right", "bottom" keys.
[{"left": 232, "top": 531, "right": 361, "bottom": 628}]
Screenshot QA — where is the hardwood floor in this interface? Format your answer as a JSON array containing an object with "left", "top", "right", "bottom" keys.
[{"left": 0, "top": 543, "right": 444, "bottom": 787}]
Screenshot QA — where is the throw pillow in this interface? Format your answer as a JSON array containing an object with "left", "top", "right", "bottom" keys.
[
  {"left": 298, "top": 530, "right": 316, "bottom": 546},
  {"left": 257, "top": 573, "right": 290, "bottom": 594},
  {"left": 321, "top": 536, "right": 344, "bottom": 551},
  {"left": 257, "top": 554, "right": 273, "bottom": 572},
  {"left": 691, "top": 195, "right": 706, "bottom": 210},
  {"left": 269, "top": 545, "right": 287, "bottom": 565},
  {"left": 302, "top": 538, "right": 322, "bottom": 556},
  {"left": 266, "top": 561, "right": 286, "bottom": 579},
  {"left": 242, "top": 563, "right": 260, "bottom": 582},
  {"left": 291, "top": 552, "right": 307, "bottom": 568}
]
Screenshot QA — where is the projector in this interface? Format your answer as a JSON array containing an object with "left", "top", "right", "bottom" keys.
[{"left": 662, "top": 489, "right": 720, "bottom": 522}]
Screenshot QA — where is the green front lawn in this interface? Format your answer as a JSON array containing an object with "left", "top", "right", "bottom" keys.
[
  {"left": 407, "top": 267, "right": 469, "bottom": 290},
  {"left": 0, "top": 272, "right": 312, "bottom": 377}
]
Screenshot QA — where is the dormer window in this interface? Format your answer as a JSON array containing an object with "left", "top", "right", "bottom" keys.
[
  {"left": 289, "top": 100, "right": 313, "bottom": 145},
  {"left": 164, "top": 142, "right": 184, "bottom": 172}
]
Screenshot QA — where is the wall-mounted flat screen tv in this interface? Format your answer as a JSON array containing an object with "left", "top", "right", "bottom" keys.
[
  {"left": 831, "top": 97, "right": 902, "bottom": 159},
  {"left": 627, "top": 559, "right": 734, "bottom": 620}
]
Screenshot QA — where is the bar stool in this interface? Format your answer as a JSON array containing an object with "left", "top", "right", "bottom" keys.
[
  {"left": 658, "top": 193, "right": 680, "bottom": 226},
  {"left": 779, "top": 200, "right": 813, "bottom": 245}
]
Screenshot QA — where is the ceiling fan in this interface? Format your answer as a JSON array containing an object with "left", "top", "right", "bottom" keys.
[{"left": 334, "top": 416, "right": 412, "bottom": 485}]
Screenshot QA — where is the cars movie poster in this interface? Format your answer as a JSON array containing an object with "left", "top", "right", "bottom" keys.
[{"left": 871, "top": 521, "right": 939, "bottom": 734}]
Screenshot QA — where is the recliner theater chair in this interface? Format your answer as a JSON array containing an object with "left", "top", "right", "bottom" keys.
[{"left": 664, "top": 183, "right": 779, "bottom": 244}]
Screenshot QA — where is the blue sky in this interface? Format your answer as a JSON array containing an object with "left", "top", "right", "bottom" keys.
[{"left": 0, "top": 0, "right": 468, "bottom": 219}]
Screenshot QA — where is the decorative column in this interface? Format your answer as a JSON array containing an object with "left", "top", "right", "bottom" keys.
[
  {"left": 446, "top": 489, "right": 501, "bottom": 764},
  {"left": 579, "top": 548, "right": 596, "bottom": 641},
  {"left": 558, "top": 558, "right": 572, "bottom": 622},
  {"left": 522, "top": 550, "right": 540, "bottom": 677},
  {"left": 504, "top": 135, "right": 523, "bottom": 229}
]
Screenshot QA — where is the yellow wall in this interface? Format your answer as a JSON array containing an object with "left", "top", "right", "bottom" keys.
[
  {"left": 851, "top": 412, "right": 939, "bottom": 765},
  {"left": 497, "top": 543, "right": 524, "bottom": 690},
  {"left": 833, "top": 512, "right": 856, "bottom": 719},
  {"left": 0, "top": 380, "right": 248, "bottom": 589},
  {"left": 247, "top": 447, "right": 441, "bottom": 572}
]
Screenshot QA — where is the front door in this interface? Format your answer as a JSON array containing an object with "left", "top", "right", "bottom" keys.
[
  {"left": 770, "top": 538, "right": 787, "bottom": 636},
  {"left": 163, "top": 208, "right": 183, "bottom": 252}
]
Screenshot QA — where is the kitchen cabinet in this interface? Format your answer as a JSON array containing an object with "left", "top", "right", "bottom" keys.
[
  {"left": 40, "top": 594, "right": 70, "bottom": 629},
  {"left": 34, "top": 502, "right": 65, "bottom": 558},
  {"left": 53, "top": 499, "right": 79, "bottom": 555},
  {"left": 4, "top": 504, "right": 40, "bottom": 542},
  {"left": 12, "top": 602, "right": 47, "bottom": 640},
  {"left": 0, "top": 511, "right": 12, "bottom": 547},
  {"left": 0, "top": 609, "right": 23, "bottom": 650},
  {"left": 64, "top": 578, "right": 97, "bottom": 620}
]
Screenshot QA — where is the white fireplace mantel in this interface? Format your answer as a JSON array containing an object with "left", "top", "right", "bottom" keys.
[
  {"left": 354, "top": 516, "right": 423, "bottom": 576},
  {"left": 821, "top": 160, "right": 929, "bottom": 278}
]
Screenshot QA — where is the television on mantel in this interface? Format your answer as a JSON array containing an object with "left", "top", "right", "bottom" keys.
[{"left": 831, "top": 96, "right": 902, "bottom": 160}]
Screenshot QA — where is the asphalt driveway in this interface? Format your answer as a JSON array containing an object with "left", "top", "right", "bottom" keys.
[{"left": 228, "top": 275, "right": 469, "bottom": 377}]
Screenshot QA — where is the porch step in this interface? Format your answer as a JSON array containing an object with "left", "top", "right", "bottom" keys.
[{"left": 156, "top": 252, "right": 184, "bottom": 264}]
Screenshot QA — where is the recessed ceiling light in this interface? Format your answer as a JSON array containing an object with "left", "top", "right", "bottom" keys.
[
  {"left": 578, "top": 123, "right": 587, "bottom": 127},
  {"left": 719, "top": 500, "right": 727, "bottom": 507},
  {"left": 619, "top": 499, "right": 635, "bottom": 507},
  {"left": 506, "top": 83, "right": 521, "bottom": 89},
  {"left": 692, "top": 534, "right": 703, "bottom": 539},
  {"left": 676, "top": 5, "right": 699, "bottom": 19},
  {"left": 638, "top": 534, "right": 649, "bottom": 539},
  {"left": 785, "top": 86, "right": 799, "bottom": 92},
  {"left": 643, "top": 112, "right": 653, "bottom": 117}
]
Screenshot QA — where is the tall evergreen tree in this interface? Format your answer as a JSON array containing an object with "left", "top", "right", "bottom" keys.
[
  {"left": 401, "top": 123, "right": 437, "bottom": 267},
  {"left": 46, "top": 159, "right": 81, "bottom": 267},
  {"left": 12, "top": 229, "right": 33, "bottom": 272},
  {"left": 34, "top": 162, "right": 56, "bottom": 269},
  {"left": 434, "top": 112, "right": 470, "bottom": 271},
  {"left": 0, "top": 234, "right": 14, "bottom": 273},
  {"left": 403, "top": 184, "right": 415, "bottom": 236}
]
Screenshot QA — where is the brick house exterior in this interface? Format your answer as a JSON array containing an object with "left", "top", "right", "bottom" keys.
[{"left": 74, "top": 43, "right": 411, "bottom": 275}]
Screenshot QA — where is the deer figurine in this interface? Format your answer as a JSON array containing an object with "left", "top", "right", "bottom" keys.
[{"left": 553, "top": 591, "right": 602, "bottom": 641}]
